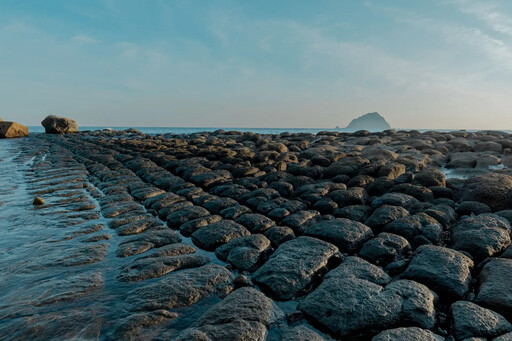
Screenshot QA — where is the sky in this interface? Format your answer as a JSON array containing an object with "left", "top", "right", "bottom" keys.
[{"left": 1, "top": 0, "right": 512, "bottom": 129}]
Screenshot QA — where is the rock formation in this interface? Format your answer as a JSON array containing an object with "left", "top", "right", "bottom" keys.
[
  {"left": 346, "top": 112, "right": 391, "bottom": 130},
  {"left": 0, "top": 121, "right": 29, "bottom": 138},
  {"left": 41, "top": 115, "right": 78, "bottom": 134}
]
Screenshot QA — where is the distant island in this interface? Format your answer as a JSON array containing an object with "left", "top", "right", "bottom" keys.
[{"left": 345, "top": 112, "right": 391, "bottom": 130}]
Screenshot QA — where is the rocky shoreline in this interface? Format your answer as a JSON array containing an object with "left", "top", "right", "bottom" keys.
[{"left": 1, "top": 128, "right": 512, "bottom": 340}]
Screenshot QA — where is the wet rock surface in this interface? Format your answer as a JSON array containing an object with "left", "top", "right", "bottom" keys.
[{"left": 2, "top": 128, "right": 512, "bottom": 340}]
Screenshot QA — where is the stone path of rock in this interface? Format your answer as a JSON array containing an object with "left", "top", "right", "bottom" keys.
[{"left": 1, "top": 128, "right": 512, "bottom": 340}]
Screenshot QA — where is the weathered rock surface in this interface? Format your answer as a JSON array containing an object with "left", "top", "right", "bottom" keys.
[
  {"left": 299, "top": 256, "right": 436, "bottom": 338},
  {"left": 452, "top": 213, "right": 511, "bottom": 261},
  {"left": 128, "top": 264, "right": 233, "bottom": 311},
  {"left": 174, "top": 287, "right": 281, "bottom": 341},
  {"left": 451, "top": 301, "right": 512, "bottom": 340},
  {"left": 304, "top": 218, "right": 373, "bottom": 253},
  {"left": 191, "top": 219, "right": 251, "bottom": 251},
  {"left": 475, "top": 258, "right": 512, "bottom": 320},
  {"left": 253, "top": 236, "right": 339, "bottom": 300},
  {"left": 402, "top": 245, "right": 473, "bottom": 299},
  {"left": 215, "top": 234, "right": 271, "bottom": 270},
  {"left": 41, "top": 115, "right": 78, "bottom": 134},
  {"left": 0, "top": 121, "right": 29, "bottom": 138},
  {"left": 461, "top": 173, "right": 512, "bottom": 211},
  {"left": 372, "top": 327, "right": 444, "bottom": 341}
]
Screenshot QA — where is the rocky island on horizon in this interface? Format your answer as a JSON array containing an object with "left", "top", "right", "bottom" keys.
[{"left": 345, "top": 112, "right": 392, "bottom": 131}]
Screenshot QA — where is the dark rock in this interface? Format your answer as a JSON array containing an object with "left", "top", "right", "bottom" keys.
[
  {"left": 371, "top": 192, "right": 423, "bottom": 212},
  {"left": 456, "top": 201, "right": 492, "bottom": 216},
  {"left": 128, "top": 264, "right": 233, "bottom": 311},
  {"left": 384, "top": 213, "right": 444, "bottom": 245},
  {"left": 174, "top": 287, "right": 281, "bottom": 341},
  {"left": 447, "top": 152, "right": 478, "bottom": 168},
  {"left": 179, "top": 215, "right": 223, "bottom": 236},
  {"left": 359, "top": 232, "right": 411, "bottom": 266},
  {"left": 452, "top": 213, "right": 511, "bottom": 261},
  {"left": 372, "top": 327, "right": 444, "bottom": 341},
  {"left": 313, "top": 197, "right": 338, "bottom": 214},
  {"left": 298, "top": 258, "right": 436, "bottom": 338},
  {"left": 281, "top": 210, "right": 320, "bottom": 234},
  {"left": 475, "top": 258, "right": 512, "bottom": 319},
  {"left": 451, "top": 301, "right": 512, "bottom": 340},
  {"left": 41, "top": 115, "right": 78, "bottom": 134},
  {"left": 236, "top": 213, "right": 275, "bottom": 233},
  {"left": 253, "top": 236, "right": 339, "bottom": 300},
  {"left": 116, "top": 229, "right": 182, "bottom": 257},
  {"left": 304, "top": 218, "right": 373, "bottom": 253},
  {"left": 118, "top": 254, "right": 210, "bottom": 282},
  {"left": 460, "top": 173, "right": 512, "bottom": 211},
  {"left": 166, "top": 206, "right": 210, "bottom": 229},
  {"left": 413, "top": 168, "right": 446, "bottom": 187},
  {"left": 334, "top": 204, "right": 372, "bottom": 222},
  {"left": 215, "top": 234, "right": 271, "bottom": 270},
  {"left": 33, "top": 196, "right": 45, "bottom": 205},
  {"left": 329, "top": 187, "right": 368, "bottom": 206},
  {"left": 365, "top": 205, "right": 409, "bottom": 230},
  {"left": 263, "top": 225, "right": 295, "bottom": 247},
  {"left": 280, "top": 325, "right": 324, "bottom": 341},
  {"left": 191, "top": 220, "right": 251, "bottom": 251},
  {"left": 402, "top": 245, "right": 473, "bottom": 299}
]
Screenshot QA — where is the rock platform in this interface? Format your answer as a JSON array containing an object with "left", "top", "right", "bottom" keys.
[{"left": 1, "top": 128, "right": 512, "bottom": 340}]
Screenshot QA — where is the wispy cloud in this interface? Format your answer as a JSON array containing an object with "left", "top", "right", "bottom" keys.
[
  {"left": 448, "top": 0, "right": 512, "bottom": 36},
  {"left": 73, "top": 34, "right": 100, "bottom": 44}
]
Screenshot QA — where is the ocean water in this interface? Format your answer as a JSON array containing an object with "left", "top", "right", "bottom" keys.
[{"left": 28, "top": 126, "right": 512, "bottom": 135}]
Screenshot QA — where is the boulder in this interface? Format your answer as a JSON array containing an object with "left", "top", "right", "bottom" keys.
[
  {"left": 191, "top": 220, "right": 251, "bottom": 251},
  {"left": 280, "top": 325, "right": 324, "bottom": 341},
  {"left": 402, "top": 245, "right": 473, "bottom": 299},
  {"left": 475, "top": 258, "right": 512, "bottom": 320},
  {"left": 174, "top": 287, "right": 280, "bottom": 341},
  {"left": 359, "top": 232, "right": 411, "bottom": 266},
  {"left": 304, "top": 218, "right": 373, "bottom": 253},
  {"left": 452, "top": 213, "right": 511, "bottom": 261},
  {"left": 298, "top": 257, "right": 436, "bottom": 338},
  {"left": 253, "top": 236, "right": 339, "bottom": 300},
  {"left": 127, "top": 264, "right": 233, "bottom": 312},
  {"left": 451, "top": 301, "right": 512, "bottom": 340},
  {"left": 372, "top": 327, "right": 444, "bottom": 341},
  {"left": 384, "top": 213, "right": 443, "bottom": 245},
  {"left": 460, "top": 173, "right": 512, "bottom": 211},
  {"left": 41, "top": 115, "right": 78, "bottom": 134},
  {"left": 0, "top": 121, "right": 28, "bottom": 138},
  {"left": 215, "top": 234, "right": 271, "bottom": 270}
]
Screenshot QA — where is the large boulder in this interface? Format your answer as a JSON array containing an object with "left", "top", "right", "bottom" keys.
[
  {"left": 252, "top": 236, "right": 339, "bottom": 300},
  {"left": 402, "top": 245, "right": 473, "bottom": 299},
  {"left": 460, "top": 173, "right": 512, "bottom": 211},
  {"left": 452, "top": 213, "right": 511, "bottom": 261},
  {"left": 41, "top": 115, "right": 78, "bottom": 134},
  {"left": 304, "top": 218, "right": 373, "bottom": 254},
  {"left": 298, "top": 257, "right": 436, "bottom": 338},
  {"left": 372, "top": 327, "right": 444, "bottom": 341},
  {"left": 0, "top": 121, "right": 28, "bottom": 138},
  {"left": 475, "top": 258, "right": 512, "bottom": 320},
  {"left": 174, "top": 287, "right": 280, "bottom": 341},
  {"left": 451, "top": 301, "right": 512, "bottom": 340}
]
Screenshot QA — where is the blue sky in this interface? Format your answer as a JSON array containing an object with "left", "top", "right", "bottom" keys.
[{"left": 1, "top": 0, "right": 512, "bottom": 129}]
